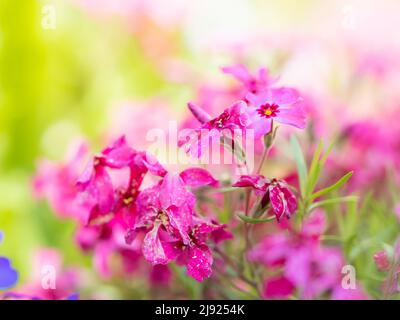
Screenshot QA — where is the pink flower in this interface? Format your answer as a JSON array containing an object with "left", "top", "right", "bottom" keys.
[
  {"left": 233, "top": 175, "right": 297, "bottom": 221},
  {"left": 33, "top": 142, "right": 90, "bottom": 220},
  {"left": 7, "top": 249, "right": 80, "bottom": 300},
  {"left": 173, "top": 217, "right": 230, "bottom": 282},
  {"left": 132, "top": 169, "right": 229, "bottom": 281},
  {"left": 222, "top": 64, "right": 276, "bottom": 95},
  {"left": 250, "top": 212, "right": 349, "bottom": 299},
  {"left": 149, "top": 265, "right": 172, "bottom": 286},
  {"left": 77, "top": 136, "right": 166, "bottom": 225},
  {"left": 246, "top": 88, "right": 306, "bottom": 138},
  {"left": 179, "top": 101, "right": 250, "bottom": 158},
  {"left": 331, "top": 285, "right": 369, "bottom": 300},
  {"left": 374, "top": 251, "right": 391, "bottom": 272},
  {"left": 262, "top": 276, "right": 295, "bottom": 299},
  {"left": 285, "top": 245, "right": 343, "bottom": 299}
]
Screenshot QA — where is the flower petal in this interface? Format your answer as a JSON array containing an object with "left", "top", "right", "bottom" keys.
[
  {"left": 263, "top": 276, "right": 295, "bottom": 299},
  {"left": 188, "top": 102, "right": 212, "bottom": 124},
  {"left": 101, "top": 136, "right": 135, "bottom": 168},
  {"left": 186, "top": 245, "right": 213, "bottom": 282},
  {"left": 233, "top": 175, "right": 269, "bottom": 192},
  {"left": 268, "top": 184, "right": 286, "bottom": 221},
  {"left": 270, "top": 87, "right": 300, "bottom": 105},
  {"left": 143, "top": 222, "right": 171, "bottom": 265},
  {"left": 179, "top": 168, "right": 219, "bottom": 188}
]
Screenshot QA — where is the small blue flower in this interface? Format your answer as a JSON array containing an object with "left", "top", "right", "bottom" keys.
[{"left": 0, "top": 231, "right": 19, "bottom": 290}]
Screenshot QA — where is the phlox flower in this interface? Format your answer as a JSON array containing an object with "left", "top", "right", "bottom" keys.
[
  {"left": 374, "top": 251, "right": 391, "bottom": 272},
  {"left": 262, "top": 276, "right": 295, "bottom": 299},
  {"left": 233, "top": 175, "right": 297, "bottom": 221},
  {"left": 76, "top": 219, "right": 143, "bottom": 279},
  {"left": 373, "top": 239, "right": 400, "bottom": 296},
  {"left": 331, "top": 285, "right": 369, "bottom": 300},
  {"left": 246, "top": 88, "right": 306, "bottom": 138},
  {"left": 249, "top": 211, "right": 353, "bottom": 299},
  {"left": 222, "top": 64, "right": 276, "bottom": 95},
  {"left": 33, "top": 142, "right": 91, "bottom": 220},
  {"left": 77, "top": 135, "right": 166, "bottom": 225},
  {"left": 74, "top": 136, "right": 168, "bottom": 278},
  {"left": 7, "top": 249, "right": 79, "bottom": 300},
  {"left": 179, "top": 101, "right": 250, "bottom": 158},
  {"left": 132, "top": 168, "right": 229, "bottom": 281}
]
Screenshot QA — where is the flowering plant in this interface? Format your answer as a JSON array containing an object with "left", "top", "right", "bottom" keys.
[{"left": 3, "top": 61, "right": 396, "bottom": 301}]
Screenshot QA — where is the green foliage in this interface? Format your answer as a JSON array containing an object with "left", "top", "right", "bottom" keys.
[{"left": 290, "top": 135, "right": 356, "bottom": 218}]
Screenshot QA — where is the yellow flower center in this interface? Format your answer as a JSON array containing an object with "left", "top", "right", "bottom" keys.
[{"left": 264, "top": 109, "right": 272, "bottom": 116}]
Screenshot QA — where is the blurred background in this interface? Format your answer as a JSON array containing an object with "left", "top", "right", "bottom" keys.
[{"left": 1, "top": 0, "right": 400, "bottom": 294}]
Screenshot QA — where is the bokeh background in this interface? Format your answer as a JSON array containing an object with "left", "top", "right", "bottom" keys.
[{"left": 1, "top": 0, "right": 400, "bottom": 296}]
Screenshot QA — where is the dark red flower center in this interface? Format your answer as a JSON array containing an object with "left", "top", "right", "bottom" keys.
[{"left": 257, "top": 103, "right": 280, "bottom": 119}]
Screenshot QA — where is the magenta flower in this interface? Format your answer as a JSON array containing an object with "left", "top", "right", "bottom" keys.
[
  {"left": 233, "top": 175, "right": 297, "bottom": 221},
  {"left": 171, "top": 217, "right": 230, "bottom": 282},
  {"left": 284, "top": 245, "right": 343, "bottom": 299},
  {"left": 3, "top": 249, "right": 79, "bottom": 300},
  {"left": 179, "top": 101, "right": 250, "bottom": 157},
  {"left": 246, "top": 88, "right": 306, "bottom": 138},
  {"left": 331, "top": 285, "right": 369, "bottom": 300},
  {"left": 222, "top": 64, "right": 276, "bottom": 94},
  {"left": 132, "top": 168, "right": 228, "bottom": 281},
  {"left": 77, "top": 136, "right": 166, "bottom": 225},
  {"left": 374, "top": 251, "right": 391, "bottom": 272},
  {"left": 250, "top": 211, "right": 348, "bottom": 299},
  {"left": 33, "top": 142, "right": 90, "bottom": 220},
  {"left": 262, "top": 276, "right": 295, "bottom": 299}
]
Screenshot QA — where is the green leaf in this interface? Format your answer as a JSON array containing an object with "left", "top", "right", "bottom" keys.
[
  {"left": 290, "top": 135, "right": 307, "bottom": 198},
  {"left": 308, "top": 196, "right": 358, "bottom": 212},
  {"left": 237, "top": 213, "right": 275, "bottom": 224},
  {"left": 221, "top": 136, "right": 246, "bottom": 165},
  {"left": 305, "top": 139, "right": 323, "bottom": 197},
  {"left": 208, "top": 187, "right": 238, "bottom": 193},
  {"left": 309, "top": 171, "right": 353, "bottom": 201}
]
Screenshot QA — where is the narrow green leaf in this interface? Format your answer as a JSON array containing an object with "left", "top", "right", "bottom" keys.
[
  {"left": 207, "top": 187, "right": 238, "bottom": 193},
  {"left": 306, "top": 139, "right": 323, "bottom": 197},
  {"left": 309, "top": 171, "right": 353, "bottom": 201},
  {"left": 237, "top": 213, "right": 275, "bottom": 224},
  {"left": 221, "top": 136, "right": 246, "bottom": 165},
  {"left": 290, "top": 135, "right": 307, "bottom": 198},
  {"left": 319, "top": 139, "right": 335, "bottom": 166},
  {"left": 308, "top": 196, "right": 358, "bottom": 212}
]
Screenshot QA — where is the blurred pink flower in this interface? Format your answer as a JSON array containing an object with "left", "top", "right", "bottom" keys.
[
  {"left": 374, "top": 251, "right": 391, "bottom": 272},
  {"left": 331, "top": 285, "right": 369, "bottom": 300},
  {"left": 33, "top": 142, "right": 90, "bottom": 220},
  {"left": 250, "top": 211, "right": 350, "bottom": 299},
  {"left": 222, "top": 64, "right": 276, "bottom": 96},
  {"left": 262, "top": 276, "right": 295, "bottom": 299},
  {"left": 8, "top": 249, "right": 80, "bottom": 300}
]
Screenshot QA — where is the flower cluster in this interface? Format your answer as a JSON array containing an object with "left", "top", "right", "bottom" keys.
[
  {"left": 179, "top": 64, "right": 306, "bottom": 156},
  {"left": 24, "top": 63, "right": 380, "bottom": 300}
]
